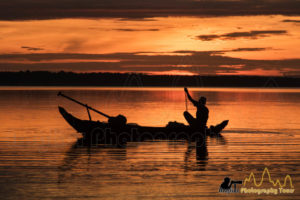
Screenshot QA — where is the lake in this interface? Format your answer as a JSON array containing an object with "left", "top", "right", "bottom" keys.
[{"left": 0, "top": 87, "right": 299, "bottom": 199}]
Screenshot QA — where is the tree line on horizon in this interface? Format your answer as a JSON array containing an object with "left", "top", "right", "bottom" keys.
[{"left": 0, "top": 71, "right": 299, "bottom": 87}]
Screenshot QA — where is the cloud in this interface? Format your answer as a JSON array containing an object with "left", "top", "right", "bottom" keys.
[
  {"left": 196, "top": 35, "right": 220, "bottom": 41},
  {"left": 282, "top": 19, "right": 300, "bottom": 23},
  {"left": 196, "top": 30, "right": 287, "bottom": 41},
  {"left": 21, "top": 46, "right": 44, "bottom": 51},
  {"left": 113, "top": 28, "right": 159, "bottom": 32},
  {"left": 224, "top": 30, "right": 287, "bottom": 39},
  {"left": 63, "top": 38, "right": 86, "bottom": 52},
  {"left": 230, "top": 48, "right": 269, "bottom": 52},
  {"left": 0, "top": 50, "right": 299, "bottom": 76},
  {"left": 0, "top": 0, "right": 299, "bottom": 20}
]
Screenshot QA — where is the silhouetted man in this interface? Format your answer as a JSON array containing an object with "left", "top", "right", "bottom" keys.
[
  {"left": 184, "top": 87, "right": 209, "bottom": 131},
  {"left": 219, "top": 177, "right": 242, "bottom": 193},
  {"left": 219, "top": 177, "right": 232, "bottom": 191}
]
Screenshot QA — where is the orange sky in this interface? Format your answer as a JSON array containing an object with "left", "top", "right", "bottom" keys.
[{"left": 0, "top": 15, "right": 299, "bottom": 76}]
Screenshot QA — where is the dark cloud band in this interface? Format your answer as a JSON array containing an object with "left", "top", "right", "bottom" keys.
[{"left": 0, "top": 0, "right": 299, "bottom": 20}]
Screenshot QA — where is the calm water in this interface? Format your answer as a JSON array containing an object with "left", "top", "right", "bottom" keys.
[{"left": 0, "top": 87, "right": 299, "bottom": 200}]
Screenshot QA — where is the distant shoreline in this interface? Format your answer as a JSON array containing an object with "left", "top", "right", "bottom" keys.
[{"left": 0, "top": 71, "right": 299, "bottom": 88}]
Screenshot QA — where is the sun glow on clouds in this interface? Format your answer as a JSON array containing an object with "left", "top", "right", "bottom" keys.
[
  {"left": 149, "top": 70, "right": 196, "bottom": 76},
  {"left": 0, "top": 15, "right": 299, "bottom": 76}
]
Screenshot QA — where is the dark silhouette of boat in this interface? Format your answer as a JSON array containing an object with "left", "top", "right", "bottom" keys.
[{"left": 58, "top": 106, "right": 229, "bottom": 144}]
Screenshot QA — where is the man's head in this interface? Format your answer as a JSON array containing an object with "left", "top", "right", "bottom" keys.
[
  {"left": 224, "top": 177, "right": 231, "bottom": 184},
  {"left": 199, "top": 96, "right": 207, "bottom": 105}
]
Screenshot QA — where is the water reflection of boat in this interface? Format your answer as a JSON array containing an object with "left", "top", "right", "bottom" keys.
[
  {"left": 59, "top": 106, "right": 228, "bottom": 144},
  {"left": 57, "top": 139, "right": 212, "bottom": 184}
]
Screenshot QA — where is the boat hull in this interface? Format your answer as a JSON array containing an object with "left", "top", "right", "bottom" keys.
[{"left": 58, "top": 106, "right": 229, "bottom": 144}]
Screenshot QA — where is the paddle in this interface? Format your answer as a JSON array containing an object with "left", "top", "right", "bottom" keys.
[
  {"left": 184, "top": 87, "right": 190, "bottom": 112},
  {"left": 185, "top": 89, "right": 188, "bottom": 111},
  {"left": 57, "top": 92, "right": 127, "bottom": 126}
]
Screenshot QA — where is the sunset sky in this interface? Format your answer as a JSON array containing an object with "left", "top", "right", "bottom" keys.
[{"left": 0, "top": 0, "right": 299, "bottom": 76}]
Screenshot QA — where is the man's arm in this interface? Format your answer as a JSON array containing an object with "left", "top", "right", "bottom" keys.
[{"left": 184, "top": 87, "right": 197, "bottom": 105}]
